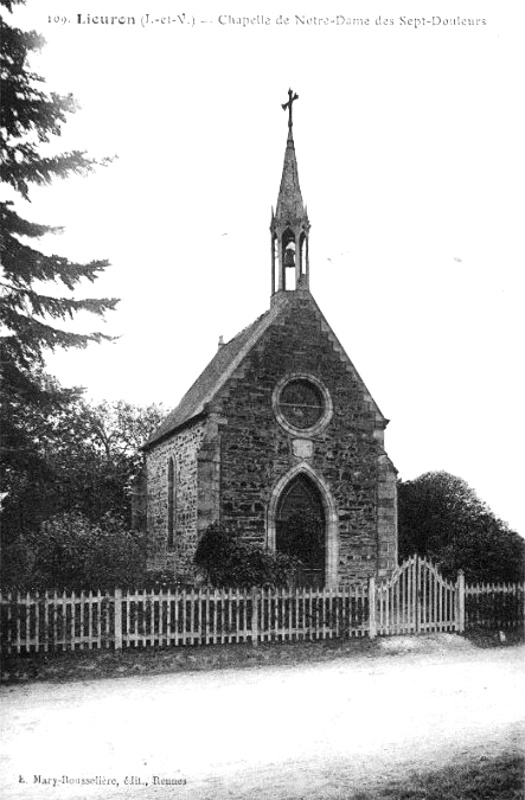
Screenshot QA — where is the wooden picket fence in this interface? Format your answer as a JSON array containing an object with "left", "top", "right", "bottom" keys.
[
  {"left": 465, "top": 582, "right": 524, "bottom": 630},
  {"left": 0, "top": 584, "right": 370, "bottom": 654},
  {"left": 0, "top": 590, "right": 115, "bottom": 654},
  {"left": 0, "top": 558, "right": 523, "bottom": 655}
]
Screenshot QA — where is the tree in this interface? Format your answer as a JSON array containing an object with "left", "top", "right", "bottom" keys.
[
  {"left": 1, "top": 370, "right": 86, "bottom": 537},
  {"left": 44, "top": 399, "right": 165, "bottom": 523},
  {"left": 0, "top": 397, "right": 164, "bottom": 586},
  {"left": 0, "top": 1, "right": 118, "bottom": 553},
  {"left": 0, "top": 1, "right": 117, "bottom": 366},
  {"left": 397, "top": 471, "right": 525, "bottom": 583}
]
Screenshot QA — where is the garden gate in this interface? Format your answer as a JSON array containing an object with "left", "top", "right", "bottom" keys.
[{"left": 374, "top": 555, "right": 462, "bottom": 636}]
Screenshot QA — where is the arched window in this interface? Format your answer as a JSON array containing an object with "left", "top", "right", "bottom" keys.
[{"left": 167, "top": 457, "right": 176, "bottom": 548}]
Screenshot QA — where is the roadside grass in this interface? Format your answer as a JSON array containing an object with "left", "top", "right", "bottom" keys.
[
  {"left": 465, "top": 627, "right": 524, "bottom": 649},
  {"left": 0, "top": 636, "right": 376, "bottom": 684},
  {"left": 350, "top": 751, "right": 524, "bottom": 800},
  {"left": 1, "top": 629, "right": 522, "bottom": 685}
]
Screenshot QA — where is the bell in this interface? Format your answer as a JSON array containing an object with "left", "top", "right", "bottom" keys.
[{"left": 284, "top": 248, "right": 295, "bottom": 267}]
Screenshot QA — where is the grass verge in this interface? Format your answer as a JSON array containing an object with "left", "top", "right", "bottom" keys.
[
  {"left": 351, "top": 751, "right": 524, "bottom": 800},
  {"left": 1, "top": 636, "right": 378, "bottom": 684},
  {"left": 464, "top": 627, "right": 524, "bottom": 649},
  {"left": 1, "top": 630, "right": 521, "bottom": 685}
]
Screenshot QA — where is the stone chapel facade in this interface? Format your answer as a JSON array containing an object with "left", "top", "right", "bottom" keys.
[{"left": 141, "top": 94, "right": 398, "bottom": 587}]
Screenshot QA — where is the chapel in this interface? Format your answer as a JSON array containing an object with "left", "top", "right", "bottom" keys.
[{"left": 141, "top": 91, "right": 398, "bottom": 587}]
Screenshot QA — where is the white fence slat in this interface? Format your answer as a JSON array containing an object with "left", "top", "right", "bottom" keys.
[
  {"left": 232, "top": 589, "right": 238, "bottom": 642},
  {"left": 251, "top": 588, "right": 258, "bottom": 646},
  {"left": 203, "top": 589, "right": 209, "bottom": 645},
  {"left": 70, "top": 591, "right": 75, "bottom": 650},
  {"left": 87, "top": 590, "right": 92, "bottom": 650},
  {"left": 213, "top": 589, "right": 219, "bottom": 645},
  {"left": 432, "top": 570, "right": 437, "bottom": 631},
  {"left": 438, "top": 575, "right": 443, "bottom": 629},
  {"left": 165, "top": 590, "right": 170, "bottom": 646},
  {"left": 34, "top": 591, "right": 40, "bottom": 653},
  {"left": 407, "top": 560, "right": 412, "bottom": 632},
  {"left": 190, "top": 589, "right": 196, "bottom": 645},
  {"left": 149, "top": 589, "right": 155, "bottom": 646},
  {"left": 114, "top": 589, "right": 122, "bottom": 650},
  {"left": 15, "top": 591, "right": 21, "bottom": 653},
  {"left": 179, "top": 589, "right": 186, "bottom": 646},
  {"left": 42, "top": 591, "right": 48, "bottom": 653},
  {"left": 224, "top": 588, "right": 229, "bottom": 644},
  {"left": 173, "top": 589, "right": 179, "bottom": 646}
]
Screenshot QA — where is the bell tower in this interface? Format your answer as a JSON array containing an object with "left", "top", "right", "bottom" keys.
[{"left": 271, "top": 89, "right": 311, "bottom": 296}]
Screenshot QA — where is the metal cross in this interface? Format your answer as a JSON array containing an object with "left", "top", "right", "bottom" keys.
[{"left": 282, "top": 89, "right": 299, "bottom": 129}]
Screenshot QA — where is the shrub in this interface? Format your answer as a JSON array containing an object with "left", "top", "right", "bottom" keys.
[
  {"left": 141, "top": 570, "right": 193, "bottom": 591},
  {"left": 4, "top": 511, "right": 147, "bottom": 591},
  {"left": 194, "top": 522, "right": 300, "bottom": 588}
]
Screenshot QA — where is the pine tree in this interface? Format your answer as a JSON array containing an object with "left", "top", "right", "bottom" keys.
[
  {"left": 0, "top": 0, "right": 118, "bottom": 549},
  {"left": 0, "top": 0, "right": 117, "bottom": 367}
]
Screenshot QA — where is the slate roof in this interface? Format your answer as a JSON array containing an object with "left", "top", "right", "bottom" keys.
[
  {"left": 146, "top": 294, "right": 290, "bottom": 447},
  {"left": 146, "top": 288, "right": 386, "bottom": 449}
]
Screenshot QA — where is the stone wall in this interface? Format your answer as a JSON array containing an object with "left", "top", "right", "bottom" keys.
[
  {"left": 146, "top": 289, "right": 398, "bottom": 585},
  {"left": 146, "top": 421, "right": 205, "bottom": 581},
  {"left": 204, "top": 290, "right": 397, "bottom": 583},
  {"left": 377, "top": 454, "right": 398, "bottom": 577}
]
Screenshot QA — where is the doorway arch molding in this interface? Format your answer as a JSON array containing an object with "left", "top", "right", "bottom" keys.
[{"left": 267, "top": 463, "right": 339, "bottom": 588}]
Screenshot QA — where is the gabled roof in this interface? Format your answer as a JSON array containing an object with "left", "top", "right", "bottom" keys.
[
  {"left": 145, "top": 293, "right": 290, "bottom": 447},
  {"left": 146, "top": 289, "right": 386, "bottom": 449}
]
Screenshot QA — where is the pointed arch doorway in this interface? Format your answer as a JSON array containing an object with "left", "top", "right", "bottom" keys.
[{"left": 276, "top": 473, "right": 326, "bottom": 588}]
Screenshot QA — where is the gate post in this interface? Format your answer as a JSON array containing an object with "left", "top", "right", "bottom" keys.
[
  {"left": 415, "top": 556, "right": 422, "bottom": 634},
  {"left": 368, "top": 577, "right": 377, "bottom": 639},
  {"left": 251, "top": 588, "right": 259, "bottom": 647},
  {"left": 114, "top": 588, "right": 123, "bottom": 650},
  {"left": 455, "top": 571, "right": 465, "bottom": 633}
]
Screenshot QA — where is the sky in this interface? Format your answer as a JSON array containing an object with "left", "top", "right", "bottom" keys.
[{"left": 6, "top": 0, "right": 525, "bottom": 534}]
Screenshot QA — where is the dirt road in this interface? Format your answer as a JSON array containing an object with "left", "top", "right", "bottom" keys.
[{"left": 1, "top": 637, "right": 523, "bottom": 799}]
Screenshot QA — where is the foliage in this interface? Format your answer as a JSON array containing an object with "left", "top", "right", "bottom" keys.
[
  {"left": 0, "top": 1, "right": 117, "bottom": 370},
  {"left": 194, "top": 523, "right": 301, "bottom": 589},
  {"left": 1, "top": 365, "right": 80, "bottom": 534},
  {"left": 0, "top": 1, "right": 118, "bottom": 563},
  {"left": 2, "top": 511, "right": 147, "bottom": 591},
  {"left": 42, "top": 397, "right": 165, "bottom": 522},
  {"left": 398, "top": 471, "right": 525, "bottom": 583},
  {"left": 141, "top": 570, "right": 194, "bottom": 592},
  {"left": 0, "top": 394, "right": 164, "bottom": 584}
]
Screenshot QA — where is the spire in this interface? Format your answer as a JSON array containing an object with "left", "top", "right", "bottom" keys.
[
  {"left": 275, "top": 89, "right": 306, "bottom": 220},
  {"left": 271, "top": 90, "right": 311, "bottom": 297}
]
